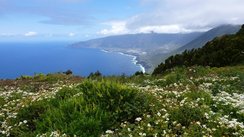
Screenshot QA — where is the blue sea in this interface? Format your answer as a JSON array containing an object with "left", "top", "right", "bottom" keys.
[{"left": 0, "top": 42, "right": 143, "bottom": 79}]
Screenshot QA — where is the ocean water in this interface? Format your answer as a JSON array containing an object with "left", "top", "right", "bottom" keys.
[{"left": 0, "top": 42, "right": 143, "bottom": 79}]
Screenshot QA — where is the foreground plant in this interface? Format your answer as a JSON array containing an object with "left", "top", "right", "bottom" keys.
[{"left": 1, "top": 80, "right": 151, "bottom": 136}]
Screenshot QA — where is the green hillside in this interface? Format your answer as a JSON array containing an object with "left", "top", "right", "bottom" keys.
[
  {"left": 1, "top": 65, "right": 244, "bottom": 136},
  {"left": 153, "top": 25, "right": 244, "bottom": 75},
  {"left": 149, "top": 25, "right": 241, "bottom": 70},
  {"left": 177, "top": 24, "right": 241, "bottom": 52}
]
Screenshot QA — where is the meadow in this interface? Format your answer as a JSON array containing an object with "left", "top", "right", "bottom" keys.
[{"left": 0, "top": 65, "right": 244, "bottom": 136}]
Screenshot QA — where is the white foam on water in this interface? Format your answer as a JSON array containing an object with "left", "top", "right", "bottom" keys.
[
  {"left": 118, "top": 52, "right": 146, "bottom": 73},
  {"left": 101, "top": 49, "right": 146, "bottom": 73}
]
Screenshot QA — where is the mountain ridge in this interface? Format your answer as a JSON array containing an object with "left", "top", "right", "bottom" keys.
[
  {"left": 71, "top": 24, "right": 241, "bottom": 72},
  {"left": 72, "top": 32, "right": 203, "bottom": 51}
]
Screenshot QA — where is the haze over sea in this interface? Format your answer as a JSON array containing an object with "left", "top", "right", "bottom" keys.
[{"left": 0, "top": 42, "right": 143, "bottom": 79}]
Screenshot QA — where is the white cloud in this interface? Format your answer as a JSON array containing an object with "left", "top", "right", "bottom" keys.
[
  {"left": 97, "top": 21, "right": 129, "bottom": 35},
  {"left": 68, "top": 32, "right": 75, "bottom": 37},
  {"left": 97, "top": 22, "right": 209, "bottom": 35},
  {"left": 98, "top": 0, "right": 244, "bottom": 35},
  {"left": 132, "top": 0, "right": 244, "bottom": 30},
  {"left": 24, "top": 31, "right": 38, "bottom": 37}
]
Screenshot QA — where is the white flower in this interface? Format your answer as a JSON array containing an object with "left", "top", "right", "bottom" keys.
[
  {"left": 127, "top": 128, "right": 131, "bottom": 132},
  {"left": 204, "top": 113, "right": 209, "bottom": 119},
  {"left": 105, "top": 130, "right": 114, "bottom": 134},
  {"left": 196, "top": 121, "right": 201, "bottom": 125},
  {"left": 18, "top": 122, "right": 23, "bottom": 126},
  {"left": 147, "top": 123, "right": 151, "bottom": 127},
  {"left": 135, "top": 117, "right": 142, "bottom": 122},
  {"left": 139, "top": 133, "right": 146, "bottom": 136}
]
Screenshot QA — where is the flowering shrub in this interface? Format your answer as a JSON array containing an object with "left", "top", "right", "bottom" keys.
[{"left": 0, "top": 79, "right": 151, "bottom": 136}]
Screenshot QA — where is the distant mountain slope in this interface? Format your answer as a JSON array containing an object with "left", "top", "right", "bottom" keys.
[
  {"left": 153, "top": 25, "right": 244, "bottom": 75},
  {"left": 72, "top": 32, "right": 202, "bottom": 70},
  {"left": 72, "top": 32, "right": 202, "bottom": 52},
  {"left": 150, "top": 24, "right": 241, "bottom": 70},
  {"left": 177, "top": 24, "right": 241, "bottom": 52}
]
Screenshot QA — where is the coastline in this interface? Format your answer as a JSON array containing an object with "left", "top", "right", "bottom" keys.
[
  {"left": 118, "top": 52, "right": 146, "bottom": 73},
  {"left": 101, "top": 49, "right": 146, "bottom": 73}
]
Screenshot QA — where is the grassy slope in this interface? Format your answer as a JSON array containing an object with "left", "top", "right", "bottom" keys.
[{"left": 0, "top": 65, "right": 244, "bottom": 136}]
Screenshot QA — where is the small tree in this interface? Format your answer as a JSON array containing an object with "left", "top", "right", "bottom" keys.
[
  {"left": 64, "top": 69, "right": 73, "bottom": 75},
  {"left": 134, "top": 71, "right": 144, "bottom": 76},
  {"left": 88, "top": 70, "right": 102, "bottom": 79},
  {"left": 94, "top": 70, "right": 102, "bottom": 77}
]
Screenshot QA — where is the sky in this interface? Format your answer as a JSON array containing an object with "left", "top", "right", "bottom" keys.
[{"left": 0, "top": 0, "right": 244, "bottom": 42}]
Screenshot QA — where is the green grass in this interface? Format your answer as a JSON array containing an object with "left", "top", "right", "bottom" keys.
[{"left": 1, "top": 65, "right": 244, "bottom": 136}]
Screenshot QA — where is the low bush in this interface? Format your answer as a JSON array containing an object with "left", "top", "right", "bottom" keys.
[{"left": 11, "top": 80, "right": 150, "bottom": 136}]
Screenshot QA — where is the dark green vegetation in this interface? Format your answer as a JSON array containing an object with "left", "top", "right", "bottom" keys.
[
  {"left": 88, "top": 70, "right": 102, "bottom": 79},
  {"left": 3, "top": 80, "right": 152, "bottom": 136},
  {"left": 177, "top": 24, "right": 241, "bottom": 52},
  {"left": 153, "top": 25, "right": 244, "bottom": 75}
]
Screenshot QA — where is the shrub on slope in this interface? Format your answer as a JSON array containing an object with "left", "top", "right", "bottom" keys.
[{"left": 9, "top": 80, "right": 151, "bottom": 136}]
